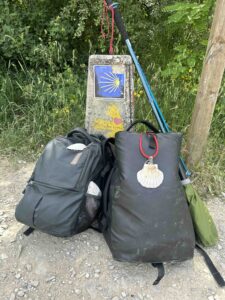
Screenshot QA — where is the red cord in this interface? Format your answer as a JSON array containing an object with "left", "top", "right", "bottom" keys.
[
  {"left": 101, "top": 0, "right": 110, "bottom": 39},
  {"left": 109, "top": 5, "right": 115, "bottom": 55},
  {"left": 100, "top": 0, "right": 115, "bottom": 55},
  {"left": 139, "top": 133, "right": 159, "bottom": 159}
]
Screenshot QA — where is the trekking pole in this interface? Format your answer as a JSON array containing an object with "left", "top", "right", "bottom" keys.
[{"left": 105, "top": 0, "right": 191, "bottom": 178}]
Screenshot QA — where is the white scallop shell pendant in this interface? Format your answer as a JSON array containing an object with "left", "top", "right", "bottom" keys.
[{"left": 137, "top": 161, "right": 164, "bottom": 188}]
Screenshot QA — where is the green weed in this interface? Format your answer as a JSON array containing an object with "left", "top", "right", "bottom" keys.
[{"left": 0, "top": 65, "right": 86, "bottom": 159}]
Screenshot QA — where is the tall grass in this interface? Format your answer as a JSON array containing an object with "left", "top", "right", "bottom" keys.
[
  {"left": 0, "top": 65, "right": 86, "bottom": 159},
  {"left": 0, "top": 63, "right": 224, "bottom": 195}
]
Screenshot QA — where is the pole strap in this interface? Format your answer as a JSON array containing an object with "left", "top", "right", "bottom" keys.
[
  {"left": 196, "top": 243, "right": 225, "bottom": 287},
  {"left": 101, "top": 0, "right": 116, "bottom": 54}
]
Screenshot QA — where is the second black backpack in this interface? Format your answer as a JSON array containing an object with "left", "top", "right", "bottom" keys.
[{"left": 15, "top": 128, "right": 112, "bottom": 237}]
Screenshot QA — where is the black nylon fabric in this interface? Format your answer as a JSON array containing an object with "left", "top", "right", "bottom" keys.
[
  {"left": 104, "top": 131, "right": 195, "bottom": 263},
  {"left": 15, "top": 129, "right": 107, "bottom": 237}
]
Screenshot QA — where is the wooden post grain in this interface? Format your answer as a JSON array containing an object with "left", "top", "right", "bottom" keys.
[{"left": 187, "top": 0, "right": 225, "bottom": 166}]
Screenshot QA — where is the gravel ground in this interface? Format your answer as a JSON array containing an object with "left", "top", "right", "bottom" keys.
[{"left": 0, "top": 158, "right": 225, "bottom": 300}]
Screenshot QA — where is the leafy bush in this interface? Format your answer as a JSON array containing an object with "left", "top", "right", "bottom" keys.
[{"left": 0, "top": 0, "right": 224, "bottom": 193}]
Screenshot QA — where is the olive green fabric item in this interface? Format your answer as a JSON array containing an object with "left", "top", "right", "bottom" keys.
[{"left": 184, "top": 183, "right": 218, "bottom": 247}]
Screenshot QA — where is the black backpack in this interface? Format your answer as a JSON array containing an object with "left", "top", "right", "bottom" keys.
[
  {"left": 15, "top": 128, "right": 112, "bottom": 237},
  {"left": 101, "top": 121, "right": 225, "bottom": 286}
]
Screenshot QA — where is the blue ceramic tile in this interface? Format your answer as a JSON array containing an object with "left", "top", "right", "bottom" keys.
[{"left": 94, "top": 65, "right": 125, "bottom": 99}]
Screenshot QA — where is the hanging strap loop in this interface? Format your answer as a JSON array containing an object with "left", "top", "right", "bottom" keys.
[
  {"left": 139, "top": 133, "right": 159, "bottom": 159},
  {"left": 101, "top": 0, "right": 110, "bottom": 39},
  {"left": 126, "top": 119, "right": 159, "bottom": 133},
  {"left": 101, "top": 0, "right": 117, "bottom": 54},
  {"left": 108, "top": 4, "right": 115, "bottom": 54}
]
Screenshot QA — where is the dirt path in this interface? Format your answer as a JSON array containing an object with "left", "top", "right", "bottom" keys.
[{"left": 0, "top": 158, "right": 225, "bottom": 300}]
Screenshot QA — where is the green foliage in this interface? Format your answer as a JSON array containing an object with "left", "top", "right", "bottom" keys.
[
  {"left": 161, "top": 0, "right": 214, "bottom": 94},
  {"left": 0, "top": 0, "right": 224, "bottom": 194},
  {"left": 0, "top": 0, "right": 101, "bottom": 69},
  {"left": 0, "top": 65, "right": 86, "bottom": 158}
]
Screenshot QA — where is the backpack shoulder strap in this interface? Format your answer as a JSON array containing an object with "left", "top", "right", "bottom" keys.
[
  {"left": 196, "top": 244, "right": 225, "bottom": 287},
  {"left": 152, "top": 263, "right": 165, "bottom": 285},
  {"left": 23, "top": 227, "right": 35, "bottom": 236}
]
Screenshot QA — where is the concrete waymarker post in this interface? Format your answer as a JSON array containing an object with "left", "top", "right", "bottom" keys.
[{"left": 85, "top": 55, "right": 134, "bottom": 137}]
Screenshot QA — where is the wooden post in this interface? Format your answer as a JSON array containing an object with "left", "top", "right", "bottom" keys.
[{"left": 187, "top": 0, "right": 225, "bottom": 166}]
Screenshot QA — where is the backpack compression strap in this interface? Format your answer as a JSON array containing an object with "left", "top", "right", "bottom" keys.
[
  {"left": 150, "top": 244, "right": 225, "bottom": 287},
  {"left": 152, "top": 263, "right": 165, "bottom": 285},
  {"left": 196, "top": 244, "right": 225, "bottom": 287},
  {"left": 23, "top": 227, "right": 35, "bottom": 236}
]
